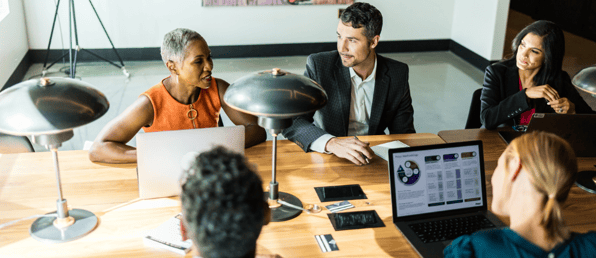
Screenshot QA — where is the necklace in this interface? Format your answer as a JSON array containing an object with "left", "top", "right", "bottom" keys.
[
  {"left": 187, "top": 104, "right": 198, "bottom": 128},
  {"left": 185, "top": 88, "right": 201, "bottom": 129}
]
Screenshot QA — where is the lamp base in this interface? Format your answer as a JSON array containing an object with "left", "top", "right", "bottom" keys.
[
  {"left": 30, "top": 209, "right": 98, "bottom": 243},
  {"left": 265, "top": 191, "right": 303, "bottom": 222},
  {"left": 32, "top": 131, "right": 74, "bottom": 147},
  {"left": 575, "top": 170, "right": 596, "bottom": 194}
]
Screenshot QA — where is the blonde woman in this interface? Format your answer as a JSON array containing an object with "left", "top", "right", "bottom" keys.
[{"left": 444, "top": 131, "right": 596, "bottom": 257}]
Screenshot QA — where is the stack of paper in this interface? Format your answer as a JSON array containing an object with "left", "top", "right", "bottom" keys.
[
  {"left": 143, "top": 213, "right": 193, "bottom": 255},
  {"left": 371, "top": 140, "right": 409, "bottom": 161}
]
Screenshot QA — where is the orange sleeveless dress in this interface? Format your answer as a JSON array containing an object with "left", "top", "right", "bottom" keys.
[{"left": 141, "top": 77, "right": 221, "bottom": 133}]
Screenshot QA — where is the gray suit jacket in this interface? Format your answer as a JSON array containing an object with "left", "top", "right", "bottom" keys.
[{"left": 283, "top": 50, "right": 415, "bottom": 152}]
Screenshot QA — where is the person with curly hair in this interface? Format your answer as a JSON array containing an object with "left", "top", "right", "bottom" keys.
[{"left": 180, "top": 146, "right": 279, "bottom": 258}]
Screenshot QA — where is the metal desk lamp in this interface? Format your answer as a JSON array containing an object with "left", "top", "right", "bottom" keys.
[
  {"left": 572, "top": 66, "right": 596, "bottom": 193},
  {"left": 0, "top": 77, "right": 109, "bottom": 243},
  {"left": 224, "top": 68, "right": 327, "bottom": 221}
]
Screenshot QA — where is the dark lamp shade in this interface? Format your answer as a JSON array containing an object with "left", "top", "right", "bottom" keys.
[
  {"left": 0, "top": 77, "right": 109, "bottom": 136},
  {"left": 223, "top": 69, "right": 327, "bottom": 118},
  {"left": 572, "top": 66, "right": 596, "bottom": 95}
]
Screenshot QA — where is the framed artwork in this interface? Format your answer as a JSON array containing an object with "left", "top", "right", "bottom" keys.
[{"left": 202, "top": 0, "right": 354, "bottom": 7}]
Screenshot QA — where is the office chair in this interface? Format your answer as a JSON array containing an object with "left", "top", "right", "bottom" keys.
[
  {"left": 465, "top": 88, "right": 483, "bottom": 129},
  {"left": 0, "top": 134, "right": 35, "bottom": 154}
]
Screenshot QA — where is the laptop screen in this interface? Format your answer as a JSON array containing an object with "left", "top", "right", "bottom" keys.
[
  {"left": 388, "top": 141, "right": 487, "bottom": 220},
  {"left": 136, "top": 126, "right": 245, "bottom": 199}
]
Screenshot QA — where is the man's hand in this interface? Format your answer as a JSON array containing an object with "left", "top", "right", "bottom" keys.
[{"left": 325, "top": 137, "right": 373, "bottom": 166}]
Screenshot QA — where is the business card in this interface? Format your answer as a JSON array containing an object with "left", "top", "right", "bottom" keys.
[
  {"left": 315, "top": 234, "right": 339, "bottom": 253},
  {"left": 325, "top": 200, "right": 355, "bottom": 213}
]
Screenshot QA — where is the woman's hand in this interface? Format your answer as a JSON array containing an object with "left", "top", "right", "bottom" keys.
[
  {"left": 525, "top": 84, "right": 575, "bottom": 114},
  {"left": 88, "top": 95, "right": 154, "bottom": 163},
  {"left": 549, "top": 97, "right": 576, "bottom": 114},
  {"left": 525, "top": 84, "right": 560, "bottom": 102}
]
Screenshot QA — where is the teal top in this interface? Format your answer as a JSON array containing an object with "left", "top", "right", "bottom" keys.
[{"left": 444, "top": 228, "right": 596, "bottom": 258}]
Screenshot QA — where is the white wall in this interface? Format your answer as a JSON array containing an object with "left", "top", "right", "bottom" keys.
[
  {"left": 22, "top": 0, "right": 455, "bottom": 49},
  {"left": 490, "top": 0, "right": 510, "bottom": 60},
  {"left": 20, "top": 0, "right": 507, "bottom": 61},
  {"left": 451, "top": 0, "right": 510, "bottom": 61},
  {"left": 0, "top": 0, "right": 28, "bottom": 88}
]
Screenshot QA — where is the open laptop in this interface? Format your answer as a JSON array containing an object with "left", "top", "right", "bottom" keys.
[
  {"left": 498, "top": 113, "right": 596, "bottom": 157},
  {"left": 136, "top": 126, "right": 244, "bottom": 199},
  {"left": 388, "top": 141, "right": 506, "bottom": 258}
]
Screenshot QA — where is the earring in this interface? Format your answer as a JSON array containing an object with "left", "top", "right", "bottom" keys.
[{"left": 511, "top": 162, "right": 522, "bottom": 181}]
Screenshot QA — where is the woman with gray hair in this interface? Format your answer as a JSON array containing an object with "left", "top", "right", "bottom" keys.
[{"left": 89, "top": 28, "right": 266, "bottom": 164}]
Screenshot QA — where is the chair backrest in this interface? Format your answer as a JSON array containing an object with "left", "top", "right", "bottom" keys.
[
  {"left": 465, "top": 88, "right": 483, "bottom": 129},
  {"left": 0, "top": 134, "right": 35, "bottom": 154}
]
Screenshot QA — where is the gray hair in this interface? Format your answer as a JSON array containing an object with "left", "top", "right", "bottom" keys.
[{"left": 160, "top": 28, "right": 204, "bottom": 65}]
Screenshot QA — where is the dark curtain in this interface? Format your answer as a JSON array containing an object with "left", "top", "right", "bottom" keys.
[{"left": 510, "top": 0, "right": 596, "bottom": 42}]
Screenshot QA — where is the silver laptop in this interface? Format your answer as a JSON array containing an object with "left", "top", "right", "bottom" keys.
[
  {"left": 388, "top": 141, "right": 506, "bottom": 258},
  {"left": 498, "top": 113, "right": 596, "bottom": 157},
  {"left": 136, "top": 126, "right": 244, "bottom": 199}
]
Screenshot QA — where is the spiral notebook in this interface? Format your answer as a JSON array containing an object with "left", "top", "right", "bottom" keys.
[{"left": 143, "top": 213, "right": 192, "bottom": 255}]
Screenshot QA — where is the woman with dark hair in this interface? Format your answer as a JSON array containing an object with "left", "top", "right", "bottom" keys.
[
  {"left": 444, "top": 131, "right": 596, "bottom": 257},
  {"left": 480, "top": 20, "right": 594, "bottom": 130}
]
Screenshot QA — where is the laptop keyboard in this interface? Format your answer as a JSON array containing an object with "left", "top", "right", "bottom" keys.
[{"left": 408, "top": 215, "right": 496, "bottom": 243}]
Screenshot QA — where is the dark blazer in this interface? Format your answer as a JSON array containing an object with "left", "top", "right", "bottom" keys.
[
  {"left": 283, "top": 50, "right": 415, "bottom": 152},
  {"left": 480, "top": 59, "right": 594, "bottom": 129}
]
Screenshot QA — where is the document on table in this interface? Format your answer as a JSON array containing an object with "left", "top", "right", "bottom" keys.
[
  {"left": 371, "top": 140, "right": 409, "bottom": 161},
  {"left": 143, "top": 213, "right": 193, "bottom": 255}
]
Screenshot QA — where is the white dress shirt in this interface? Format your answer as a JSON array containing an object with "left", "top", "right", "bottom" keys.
[{"left": 310, "top": 56, "right": 377, "bottom": 153}]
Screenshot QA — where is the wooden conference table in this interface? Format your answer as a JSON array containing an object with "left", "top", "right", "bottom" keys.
[{"left": 1, "top": 131, "right": 595, "bottom": 257}]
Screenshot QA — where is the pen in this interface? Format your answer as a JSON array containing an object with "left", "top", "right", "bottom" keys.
[{"left": 353, "top": 136, "right": 370, "bottom": 164}]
